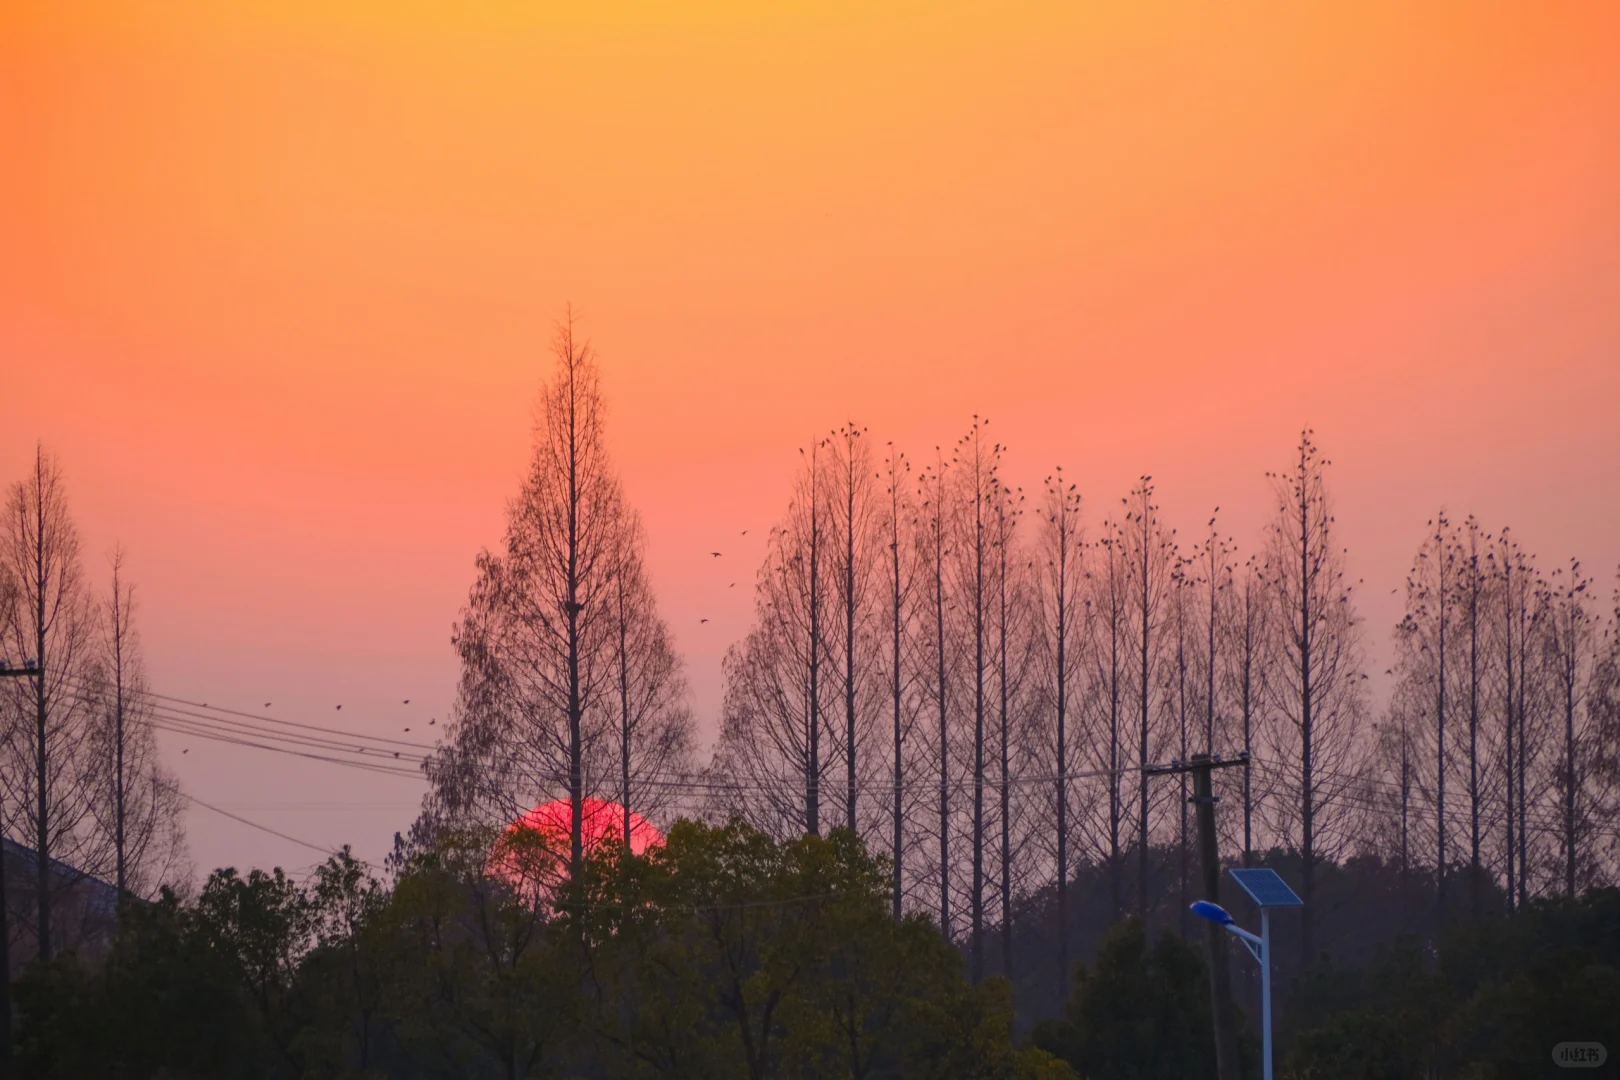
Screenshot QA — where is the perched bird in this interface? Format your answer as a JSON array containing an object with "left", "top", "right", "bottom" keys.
[
  {"left": 429, "top": 718, "right": 437, "bottom": 725},
  {"left": 394, "top": 752, "right": 400, "bottom": 758}
]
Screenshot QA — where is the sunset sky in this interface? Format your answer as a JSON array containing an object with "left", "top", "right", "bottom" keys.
[{"left": 3, "top": 1, "right": 1618, "bottom": 880}]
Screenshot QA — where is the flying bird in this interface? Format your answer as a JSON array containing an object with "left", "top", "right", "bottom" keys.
[
  {"left": 711, "top": 552, "right": 722, "bottom": 558},
  {"left": 741, "top": 530, "right": 748, "bottom": 535},
  {"left": 182, "top": 748, "right": 189, "bottom": 754},
  {"left": 729, "top": 583, "right": 736, "bottom": 588},
  {"left": 403, "top": 699, "right": 410, "bottom": 704},
  {"left": 429, "top": 719, "right": 436, "bottom": 725},
  {"left": 264, "top": 702, "right": 272, "bottom": 708},
  {"left": 336, "top": 705, "right": 342, "bottom": 710},
  {"left": 700, "top": 618, "right": 710, "bottom": 624},
  {"left": 404, "top": 727, "right": 410, "bottom": 732}
]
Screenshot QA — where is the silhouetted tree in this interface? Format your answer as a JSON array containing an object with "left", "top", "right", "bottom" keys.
[
  {"left": 431, "top": 315, "right": 684, "bottom": 881},
  {"left": 1119, "top": 477, "right": 1175, "bottom": 919},
  {"left": 0, "top": 445, "right": 97, "bottom": 962},
  {"left": 1260, "top": 430, "right": 1368, "bottom": 965},
  {"left": 713, "top": 438, "right": 833, "bottom": 837},
  {"left": 825, "top": 424, "right": 881, "bottom": 837},
  {"left": 84, "top": 546, "right": 187, "bottom": 901},
  {"left": 950, "top": 417, "right": 999, "bottom": 981},
  {"left": 1035, "top": 470, "right": 1083, "bottom": 992}
]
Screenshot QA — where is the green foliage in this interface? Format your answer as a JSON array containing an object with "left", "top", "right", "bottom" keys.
[
  {"left": 1030, "top": 916, "right": 1217, "bottom": 1080},
  {"left": 1282, "top": 888, "right": 1620, "bottom": 1080},
  {"left": 12, "top": 822, "right": 1072, "bottom": 1079},
  {"left": 578, "top": 819, "right": 1075, "bottom": 1080}
]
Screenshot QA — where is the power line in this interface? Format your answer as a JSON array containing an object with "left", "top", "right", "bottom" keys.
[{"left": 180, "top": 791, "right": 338, "bottom": 857}]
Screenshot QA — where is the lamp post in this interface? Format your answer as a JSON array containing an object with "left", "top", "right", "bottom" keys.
[{"left": 1191, "top": 867, "right": 1302, "bottom": 1080}]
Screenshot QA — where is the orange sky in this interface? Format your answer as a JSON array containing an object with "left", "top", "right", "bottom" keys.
[{"left": 3, "top": 1, "right": 1618, "bottom": 881}]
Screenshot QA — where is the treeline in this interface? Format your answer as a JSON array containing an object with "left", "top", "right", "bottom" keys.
[
  {"left": 703, "top": 413, "right": 1620, "bottom": 999},
  {"left": 426, "top": 326, "right": 1620, "bottom": 1008},
  {"left": 13, "top": 822, "right": 1075, "bottom": 1079},
  {"left": 19, "top": 826, "right": 1613, "bottom": 1079},
  {"left": 1025, "top": 886, "right": 1620, "bottom": 1080}
]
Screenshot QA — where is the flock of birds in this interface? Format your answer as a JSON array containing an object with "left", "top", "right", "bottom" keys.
[{"left": 697, "top": 528, "right": 750, "bottom": 625}]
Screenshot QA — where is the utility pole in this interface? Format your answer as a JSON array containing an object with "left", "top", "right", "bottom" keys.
[
  {"left": 0, "top": 656, "right": 39, "bottom": 1080},
  {"left": 1145, "top": 750, "right": 1247, "bottom": 1080}
]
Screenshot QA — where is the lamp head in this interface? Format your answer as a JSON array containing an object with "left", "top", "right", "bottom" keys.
[{"left": 1190, "top": 900, "right": 1233, "bottom": 926}]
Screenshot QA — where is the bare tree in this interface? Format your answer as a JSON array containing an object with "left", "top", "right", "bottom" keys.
[
  {"left": 1544, "top": 559, "right": 1596, "bottom": 898},
  {"left": 1083, "top": 520, "right": 1129, "bottom": 919},
  {"left": 1227, "top": 556, "right": 1268, "bottom": 866},
  {"left": 609, "top": 511, "right": 695, "bottom": 845},
  {"left": 877, "top": 443, "right": 922, "bottom": 918},
  {"left": 711, "top": 439, "right": 831, "bottom": 838},
  {"left": 1392, "top": 512, "right": 1458, "bottom": 918},
  {"left": 84, "top": 547, "right": 187, "bottom": 901},
  {"left": 0, "top": 446, "right": 97, "bottom": 961},
  {"left": 1260, "top": 430, "right": 1368, "bottom": 966},
  {"left": 1455, "top": 517, "right": 1490, "bottom": 918},
  {"left": 430, "top": 315, "right": 659, "bottom": 882},
  {"left": 1586, "top": 571, "right": 1620, "bottom": 887},
  {"left": 1170, "top": 557, "right": 1193, "bottom": 935},
  {"left": 950, "top": 418, "right": 998, "bottom": 982},
  {"left": 916, "top": 450, "right": 956, "bottom": 938},
  {"left": 1119, "top": 477, "right": 1175, "bottom": 919},
  {"left": 825, "top": 424, "right": 881, "bottom": 835},
  {"left": 990, "top": 476, "right": 1027, "bottom": 978},
  {"left": 1035, "top": 470, "right": 1083, "bottom": 990}
]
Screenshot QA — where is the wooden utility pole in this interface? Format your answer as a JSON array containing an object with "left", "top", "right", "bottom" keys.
[
  {"left": 1145, "top": 750, "right": 1247, "bottom": 1080},
  {"left": 0, "top": 657, "right": 40, "bottom": 1080}
]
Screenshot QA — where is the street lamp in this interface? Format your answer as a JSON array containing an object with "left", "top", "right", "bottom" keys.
[{"left": 1190, "top": 867, "right": 1302, "bottom": 1080}]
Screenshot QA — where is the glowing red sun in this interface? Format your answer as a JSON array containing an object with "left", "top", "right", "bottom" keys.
[{"left": 489, "top": 797, "right": 663, "bottom": 894}]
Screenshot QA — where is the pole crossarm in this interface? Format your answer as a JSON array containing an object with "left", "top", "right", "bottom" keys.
[{"left": 1141, "top": 749, "right": 1250, "bottom": 778}]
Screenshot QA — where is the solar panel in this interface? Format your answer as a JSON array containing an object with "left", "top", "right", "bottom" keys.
[{"left": 1229, "top": 868, "right": 1303, "bottom": 908}]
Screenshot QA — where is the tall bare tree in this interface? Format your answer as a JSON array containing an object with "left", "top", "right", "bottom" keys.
[
  {"left": 916, "top": 450, "right": 955, "bottom": 938},
  {"left": 1544, "top": 559, "right": 1596, "bottom": 898},
  {"left": 0, "top": 446, "right": 97, "bottom": 961},
  {"left": 1228, "top": 556, "right": 1267, "bottom": 866},
  {"left": 1084, "top": 520, "right": 1129, "bottom": 918},
  {"left": 431, "top": 316, "right": 683, "bottom": 882},
  {"left": 825, "top": 424, "right": 881, "bottom": 834},
  {"left": 990, "top": 476, "right": 1027, "bottom": 978},
  {"left": 608, "top": 511, "right": 695, "bottom": 845},
  {"left": 1392, "top": 512, "right": 1458, "bottom": 917},
  {"left": 1455, "top": 517, "right": 1490, "bottom": 918},
  {"left": 84, "top": 547, "right": 187, "bottom": 901},
  {"left": 712, "top": 439, "right": 831, "bottom": 837},
  {"left": 1119, "top": 477, "right": 1175, "bottom": 919},
  {"left": 1035, "top": 470, "right": 1083, "bottom": 990},
  {"left": 1170, "top": 557, "right": 1193, "bottom": 935},
  {"left": 1261, "top": 430, "right": 1368, "bottom": 966},
  {"left": 877, "top": 443, "right": 921, "bottom": 918},
  {"left": 948, "top": 418, "right": 998, "bottom": 982}
]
